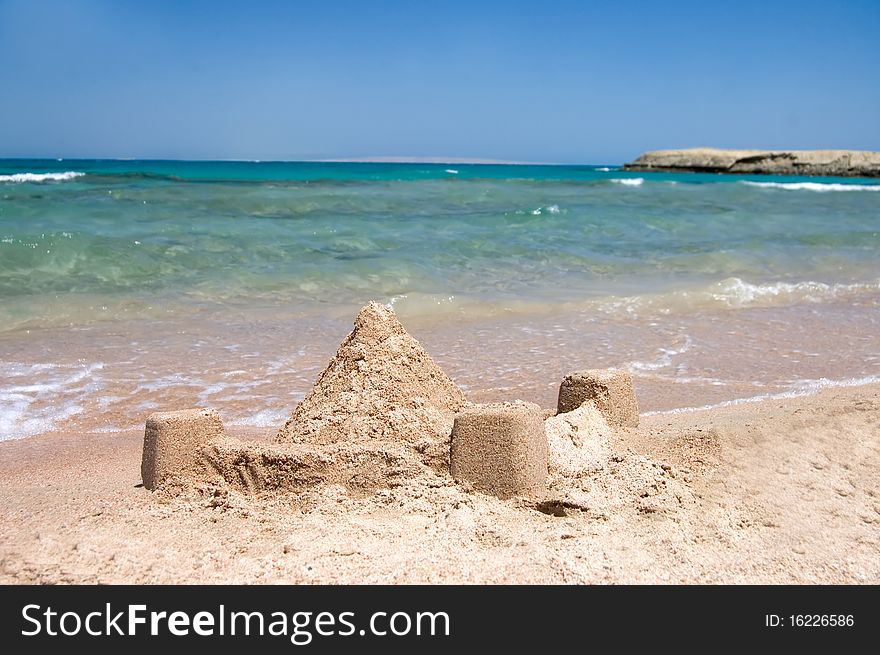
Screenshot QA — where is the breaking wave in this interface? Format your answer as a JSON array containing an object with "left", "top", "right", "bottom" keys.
[
  {"left": 0, "top": 362, "right": 104, "bottom": 440},
  {"left": 741, "top": 181, "right": 880, "bottom": 192},
  {"left": 704, "top": 277, "right": 880, "bottom": 307},
  {"left": 595, "top": 277, "right": 880, "bottom": 317},
  {"left": 644, "top": 374, "right": 880, "bottom": 416},
  {"left": 0, "top": 171, "right": 85, "bottom": 183}
]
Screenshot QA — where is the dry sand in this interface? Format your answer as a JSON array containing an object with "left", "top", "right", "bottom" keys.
[{"left": 1, "top": 381, "right": 877, "bottom": 584}]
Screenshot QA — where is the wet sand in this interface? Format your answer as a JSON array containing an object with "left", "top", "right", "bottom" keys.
[
  {"left": 2, "top": 293, "right": 879, "bottom": 441},
  {"left": 1, "top": 383, "right": 877, "bottom": 584}
]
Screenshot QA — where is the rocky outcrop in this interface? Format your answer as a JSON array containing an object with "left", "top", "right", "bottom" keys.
[{"left": 624, "top": 148, "right": 880, "bottom": 177}]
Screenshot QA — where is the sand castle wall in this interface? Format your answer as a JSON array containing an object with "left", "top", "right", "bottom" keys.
[{"left": 197, "top": 440, "right": 426, "bottom": 495}]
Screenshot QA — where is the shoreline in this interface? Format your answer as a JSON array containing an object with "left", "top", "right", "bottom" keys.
[
  {"left": 2, "top": 382, "right": 877, "bottom": 584},
  {"left": 2, "top": 292, "right": 878, "bottom": 441}
]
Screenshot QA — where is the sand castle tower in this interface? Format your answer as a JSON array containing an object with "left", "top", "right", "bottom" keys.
[{"left": 275, "top": 302, "right": 468, "bottom": 465}]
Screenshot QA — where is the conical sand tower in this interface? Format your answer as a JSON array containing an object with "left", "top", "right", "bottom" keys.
[{"left": 276, "top": 302, "right": 468, "bottom": 458}]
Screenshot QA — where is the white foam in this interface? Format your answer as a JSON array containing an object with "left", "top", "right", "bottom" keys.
[
  {"left": 531, "top": 204, "right": 561, "bottom": 215},
  {"left": 594, "top": 277, "right": 880, "bottom": 317},
  {"left": 196, "top": 383, "right": 229, "bottom": 404},
  {"left": 596, "top": 167, "right": 612, "bottom": 172},
  {"left": 445, "top": 169, "right": 459, "bottom": 174},
  {"left": 644, "top": 374, "right": 880, "bottom": 416},
  {"left": 741, "top": 180, "right": 880, "bottom": 192},
  {"left": 0, "top": 362, "right": 104, "bottom": 440},
  {"left": 0, "top": 171, "right": 85, "bottom": 183},
  {"left": 708, "top": 277, "right": 880, "bottom": 308},
  {"left": 229, "top": 407, "right": 291, "bottom": 428},
  {"left": 611, "top": 177, "right": 644, "bottom": 186},
  {"left": 386, "top": 294, "right": 407, "bottom": 309},
  {"left": 626, "top": 336, "right": 693, "bottom": 372}
]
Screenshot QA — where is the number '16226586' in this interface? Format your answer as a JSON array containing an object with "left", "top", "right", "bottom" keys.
[{"left": 765, "top": 615, "right": 854, "bottom": 627}]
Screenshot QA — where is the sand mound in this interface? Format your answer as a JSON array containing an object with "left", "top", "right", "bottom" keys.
[
  {"left": 276, "top": 302, "right": 468, "bottom": 461},
  {"left": 543, "top": 451, "right": 696, "bottom": 520},
  {"left": 543, "top": 403, "right": 692, "bottom": 518},
  {"left": 544, "top": 402, "right": 612, "bottom": 477}
]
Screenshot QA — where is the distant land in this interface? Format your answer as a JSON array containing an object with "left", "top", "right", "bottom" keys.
[
  {"left": 625, "top": 148, "right": 880, "bottom": 178},
  {"left": 315, "top": 156, "right": 556, "bottom": 165}
]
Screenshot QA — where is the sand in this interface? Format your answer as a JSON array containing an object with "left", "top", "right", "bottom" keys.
[
  {"left": 1, "top": 380, "right": 877, "bottom": 584},
  {"left": 1, "top": 303, "right": 878, "bottom": 584}
]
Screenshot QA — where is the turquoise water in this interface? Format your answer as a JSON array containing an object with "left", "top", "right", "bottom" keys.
[
  {"left": 1, "top": 159, "right": 879, "bottom": 440},
  {"left": 1, "top": 159, "right": 878, "bottom": 330}
]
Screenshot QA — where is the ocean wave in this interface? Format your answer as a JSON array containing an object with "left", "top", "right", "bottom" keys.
[
  {"left": 644, "top": 374, "right": 880, "bottom": 415},
  {"left": 706, "top": 277, "right": 880, "bottom": 307},
  {"left": 0, "top": 171, "right": 85, "bottom": 183},
  {"left": 611, "top": 177, "right": 644, "bottom": 186},
  {"left": 741, "top": 180, "right": 880, "bottom": 192},
  {"left": 445, "top": 169, "right": 459, "bottom": 174},
  {"left": 0, "top": 361, "right": 104, "bottom": 440},
  {"left": 596, "top": 277, "right": 880, "bottom": 317},
  {"left": 626, "top": 336, "right": 693, "bottom": 372},
  {"left": 378, "top": 276, "right": 880, "bottom": 324}
]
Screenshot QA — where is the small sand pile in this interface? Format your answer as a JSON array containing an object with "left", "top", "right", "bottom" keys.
[
  {"left": 541, "top": 401, "right": 693, "bottom": 518},
  {"left": 276, "top": 303, "right": 468, "bottom": 465},
  {"left": 543, "top": 450, "right": 696, "bottom": 520},
  {"left": 544, "top": 402, "right": 612, "bottom": 477}
]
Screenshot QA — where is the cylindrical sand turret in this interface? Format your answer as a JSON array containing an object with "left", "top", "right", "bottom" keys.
[
  {"left": 557, "top": 369, "right": 639, "bottom": 427},
  {"left": 450, "top": 401, "right": 547, "bottom": 499},
  {"left": 141, "top": 408, "right": 225, "bottom": 490}
]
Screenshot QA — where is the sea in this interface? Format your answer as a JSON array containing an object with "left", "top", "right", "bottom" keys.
[{"left": 1, "top": 159, "right": 878, "bottom": 440}]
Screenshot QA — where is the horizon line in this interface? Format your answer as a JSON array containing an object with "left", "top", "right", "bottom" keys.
[{"left": 0, "top": 155, "right": 623, "bottom": 166}]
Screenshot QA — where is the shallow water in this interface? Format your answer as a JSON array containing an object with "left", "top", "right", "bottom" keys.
[{"left": 1, "top": 160, "right": 878, "bottom": 439}]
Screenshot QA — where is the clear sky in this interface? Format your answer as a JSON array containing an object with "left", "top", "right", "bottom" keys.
[{"left": 1, "top": 0, "right": 878, "bottom": 163}]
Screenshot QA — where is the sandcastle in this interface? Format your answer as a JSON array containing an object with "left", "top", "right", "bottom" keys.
[
  {"left": 557, "top": 369, "right": 639, "bottom": 427},
  {"left": 140, "top": 302, "right": 641, "bottom": 501}
]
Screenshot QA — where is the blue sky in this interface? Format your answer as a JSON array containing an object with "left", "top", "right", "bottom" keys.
[{"left": 1, "top": 0, "right": 878, "bottom": 163}]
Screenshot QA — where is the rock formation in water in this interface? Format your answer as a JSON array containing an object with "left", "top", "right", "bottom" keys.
[{"left": 624, "top": 148, "right": 880, "bottom": 177}]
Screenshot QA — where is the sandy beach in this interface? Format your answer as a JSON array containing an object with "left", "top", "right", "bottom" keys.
[{"left": 2, "top": 372, "right": 876, "bottom": 584}]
